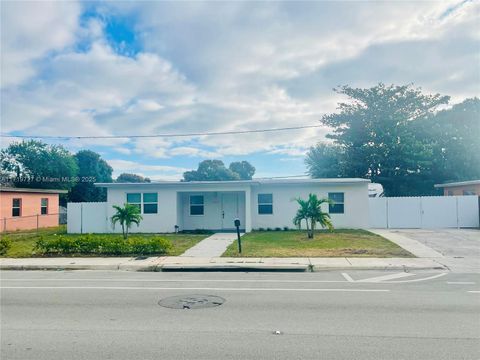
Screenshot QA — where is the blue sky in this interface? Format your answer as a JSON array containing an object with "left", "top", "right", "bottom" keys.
[{"left": 1, "top": 1, "right": 479, "bottom": 180}]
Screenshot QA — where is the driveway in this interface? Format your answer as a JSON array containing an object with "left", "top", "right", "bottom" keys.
[
  {"left": 373, "top": 229, "right": 480, "bottom": 273},
  {"left": 388, "top": 229, "right": 480, "bottom": 258}
]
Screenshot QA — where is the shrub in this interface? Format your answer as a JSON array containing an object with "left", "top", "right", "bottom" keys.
[
  {"left": 128, "top": 236, "right": 173, "bottom": 255},
  {"left": 258, "top": 228, "right": 265, "bottom": 232},
  {"left": 283, "top": 226, "right": 290, "bottom": 231},
  {"left": 274, "top": 227, "right": 282, "bottom": 231},
  {"left": 0, "top": 236, "right": 12, "bottom": 256},
  {"left": 266, "top": 228, "right": 272, "bottom": 231},
  {"left": 35, "top": 235, "right": 173, "bottom": 256},
  {"left": 180, "top": 229, "right": 214, "bottom": 235}
]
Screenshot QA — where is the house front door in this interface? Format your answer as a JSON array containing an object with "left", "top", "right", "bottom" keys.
[{"left": 221, "top": 193, "right": 239, "bottom": 230}]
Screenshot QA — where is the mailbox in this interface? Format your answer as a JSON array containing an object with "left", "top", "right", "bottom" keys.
[{"left": 234, "top": 218, "right": 241, "bottom": 228}]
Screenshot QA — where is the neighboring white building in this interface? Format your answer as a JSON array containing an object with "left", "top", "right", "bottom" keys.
[{"left": 68, "top": 178, "right": 369, "bottom": 233}]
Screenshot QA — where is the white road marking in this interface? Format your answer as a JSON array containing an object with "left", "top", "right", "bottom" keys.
[
  {"left": 0, "top": 286, "right": 390, "bottom": 292},
  {"left": 341, "top": 273, "right": 355, "bottom": 282},
  {"left": 356, "top": 272, "right": 416, "bottom": 283},
  {"left": 468, "top": 291, "right": 480, "bottom": 293},
  {"left": 380, "top": 273, "right": 448, "bottom": 283},
  {"left": 447, "top": 282, "right": 475, "bottom": 285}
]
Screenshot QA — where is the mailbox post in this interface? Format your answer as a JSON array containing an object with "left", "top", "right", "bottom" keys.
[{"left": 234, "top": 218, "right": 242, "bottom": 254}]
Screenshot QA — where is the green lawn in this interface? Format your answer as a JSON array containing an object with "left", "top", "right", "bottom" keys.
[
  {"left": 222, "top": 229, "right": 413, "bottom": 258},
  {"left": 1, "top": 226, "right": 207, "bottom": 257}
]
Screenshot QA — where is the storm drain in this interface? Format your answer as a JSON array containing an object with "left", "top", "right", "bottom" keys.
[{"left": 158, "top": 294, "right": 225, "bottom": 309}]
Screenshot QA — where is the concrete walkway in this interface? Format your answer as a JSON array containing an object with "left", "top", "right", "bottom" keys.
[{"left": 180, "top": 232, "right": 240, "bottom": 257}]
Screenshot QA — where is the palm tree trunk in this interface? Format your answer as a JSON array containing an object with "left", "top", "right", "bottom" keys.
[
  {"left": 310, "top": 218, "right": 316, "bottom": 239},
  {"left": 305, "top": 218, "right": 311, "bottom": 239},
  {"left": 121, "top": 223, "right": 126, "bottom": 239},
  {"left": 308, "top": 219, "right": 314, "bottom": 239}
]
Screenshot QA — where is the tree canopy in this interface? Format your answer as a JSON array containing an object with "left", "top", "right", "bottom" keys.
[
  {"left": 68, "top": 150, "right": 113, "bottom": 202},
  {"left": 306, "top": 84, "right": 479, "bottom": 196},
  {"left": 183, "top": 160, "right": 256, "bottom": 181},
  {"left": 116, "top": 173, "right": 151, "bottom": 183},
  {"left": 228, "top": 161, "right": 256, "bottom": 180},
  {"left": 0, "top": 140, "right": 78, "bottom": 190}
]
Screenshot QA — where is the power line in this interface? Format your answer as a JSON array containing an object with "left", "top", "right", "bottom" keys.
[{"left": 0, "top": 124, "right": 322, "bottom": 140}]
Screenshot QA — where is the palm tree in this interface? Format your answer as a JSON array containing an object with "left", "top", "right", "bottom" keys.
[
  {"left": 293, "top": 194, "right": 333, "bottom": 239},
  {"left": 111, "top": 204, "right": 143, "bottom": 239},
  {"left": 293, "top": 197, "right": 310, "bottom": 235}
]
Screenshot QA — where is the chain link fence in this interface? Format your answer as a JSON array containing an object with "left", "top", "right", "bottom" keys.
[{"left": 1, "top": 213, "right": 63, "bottom": 232}]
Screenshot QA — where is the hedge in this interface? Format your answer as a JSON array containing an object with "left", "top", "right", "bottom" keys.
[
  {"left": 0, "top": 236, "right": 11, "bottom": 256},
  {"left": 35, "top": 234, "right": 173, "bottom": 256}
]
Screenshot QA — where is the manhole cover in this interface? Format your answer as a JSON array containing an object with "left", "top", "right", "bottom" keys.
[{"left": 158, "top": 294, "right": 225, "bottom": 309}]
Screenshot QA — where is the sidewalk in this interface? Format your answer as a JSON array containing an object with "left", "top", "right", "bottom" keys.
[
  {"left": 180, "top": 233, "right": 239, "bottom": 257},
  {"left": 0, "top": 256, "right": 447, "bottom": 272}
]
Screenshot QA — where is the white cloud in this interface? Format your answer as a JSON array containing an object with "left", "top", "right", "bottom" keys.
[
  {"left": 107, "top": 159, "right": 187, "bottom": 180},
  {"left": 1, "top": 1, "right": 80, "bottom": 88},
  {"left": 1, "top": 0, "right": 479, "bottom": 168},
  {"left": 168, "top": 146, "right": 220, "bottom": 158}
]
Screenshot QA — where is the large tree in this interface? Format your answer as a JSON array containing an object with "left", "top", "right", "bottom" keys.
[
  {"left": 183, "top": 160, "right": 256, "bottom": 181},
  {"left": 425, "top": 97, "right": 480, "bottom": 185},
  {"left": 0, "top": 140, "right": 78, "bottom": 190},
  {"left": 183, "top": 160, "right": 240, "bottom": 181},
  {"left": 305, "top": 144, "right": 344, "bottom": 178},
  {"left": 229, "top": 161, "right": 256, "bottom": 180},
  {"left": 307, "top": 84, "right": 449, "bottom": 196},
  {"left": 116, "top": 173, "right": 151, "bottom": 183},
  {"left": 68, "top": 150, "right": 113, "bottom": 202}
]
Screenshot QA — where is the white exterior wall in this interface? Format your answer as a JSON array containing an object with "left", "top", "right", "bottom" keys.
[
  {"left": 107, "top": 187, "right": 178, "bottom": 233},
  {"left": 68, "top": 181, "right": 369, "bottom": 234},
  {"left": 250, "top": 183, "right": 369, "bottom": 229},
  {"left": 105, "top": 184, "right": 251, "bottom": 233},
  {"left": 179, "top": 191, "right": 246, "bottom": 231}
]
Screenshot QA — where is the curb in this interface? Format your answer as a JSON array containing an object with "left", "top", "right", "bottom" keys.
[
  {"left": 0, "top": 263, "right": 447, "bottom": 272},
  {"left": 160, "top": 264, "right": 309, "bottom": 272}
]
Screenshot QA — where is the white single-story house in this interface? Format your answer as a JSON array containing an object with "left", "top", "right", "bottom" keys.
[{"left": 87, "top": 178, "right": 370, "bottom": 233}]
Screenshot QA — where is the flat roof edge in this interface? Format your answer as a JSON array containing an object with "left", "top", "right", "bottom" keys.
[
  {"left": 95, "top": 178, "right": 370, "bottom": 188},
  {"left": 434, "top": 180, "right": 480, "bottom": 188},
  {"left": 0, "top": 187, "right": 68, "bottom": 194}
]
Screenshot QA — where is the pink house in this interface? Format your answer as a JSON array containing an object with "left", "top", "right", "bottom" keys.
[{"left": 0, "top": 187, "right": 67, "bottom": 232}]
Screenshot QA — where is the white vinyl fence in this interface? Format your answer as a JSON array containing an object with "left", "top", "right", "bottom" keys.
[
  {"left": 67, "top": 202, "right": 109, "bottom": 233},
  {"left": 369, "top": 196, "right": 479, "bottom": 228}
]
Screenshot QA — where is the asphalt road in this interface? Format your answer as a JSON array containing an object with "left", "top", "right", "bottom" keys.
[{"left": 1, "top": 270, "right": 479, "bottom": 360}]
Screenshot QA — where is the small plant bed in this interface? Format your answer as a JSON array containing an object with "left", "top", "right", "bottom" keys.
[
  {"left": 0, "top": 226, "right": 207, "bottom": 257},
  {"left": 222, "top": 229, "right": 413, "bottom": 258}
]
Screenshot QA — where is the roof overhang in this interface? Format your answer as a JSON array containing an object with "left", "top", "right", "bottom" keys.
[
  {"left": 434, "top": 180, "right": 480, "bottom": 188},
  {"left": 95, "top": 178, "right": 370, "bottom": 188},
  {"left": 0, "top": 187, "right": 68, "bottom": 194}
]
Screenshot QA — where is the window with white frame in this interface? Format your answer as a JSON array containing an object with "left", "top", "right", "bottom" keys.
[
  {"left": 258, "top": 193, "right": 273, "bottom": 214},
  {"left": 12, "top": 198, "right": 21, "bottom": 217},
  {"left": 190, "top": 195, "right": 204, "bottom": 215},
  {"left": 126, "top": 193, "right": 141, "bottom": 211},
  {"left": 41, "top": 198, "right": 48, "bottom": 215},
  {"left": 143, "top": 193, "right": 158, "bottom": 214},
  {"left": 328, "top": 192, "right": 344, "bottom": 214},
  {"left": 126, "top": 193, "right": 158, "bottom": 214}
]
